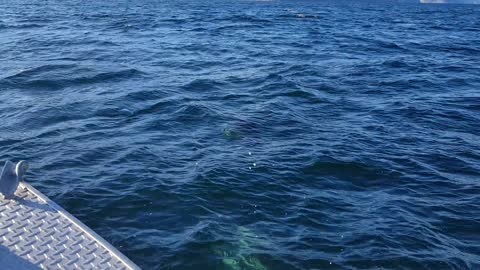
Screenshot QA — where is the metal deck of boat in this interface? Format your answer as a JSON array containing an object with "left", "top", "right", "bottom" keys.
[{"left": 0, "top": 182, "right": 140, "bottom": 270}]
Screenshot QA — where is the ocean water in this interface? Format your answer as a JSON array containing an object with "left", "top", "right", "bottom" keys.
[{"left": 1, "top": 0, "right": 480, "bottom": 269}]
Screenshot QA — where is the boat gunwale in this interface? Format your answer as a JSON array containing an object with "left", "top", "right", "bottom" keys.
[{"left": 18, "top": 181, "right": 141, "bottom": 270}]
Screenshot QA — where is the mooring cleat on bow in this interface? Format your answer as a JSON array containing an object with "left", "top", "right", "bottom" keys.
[{"left": 0, "top": 160, "right": 29, "bottom": 199}]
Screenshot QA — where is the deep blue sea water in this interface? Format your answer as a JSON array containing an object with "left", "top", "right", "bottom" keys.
[{"left": 1, "top": 0, "right": 480, "bottom": 269}]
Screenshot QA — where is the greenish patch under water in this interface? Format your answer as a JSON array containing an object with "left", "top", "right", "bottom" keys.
[{"left": 213, "top": 226, "right": 268, "bottom": 270}]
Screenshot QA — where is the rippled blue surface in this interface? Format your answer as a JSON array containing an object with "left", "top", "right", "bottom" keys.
[{"left": 1, "top": 0, "right": 480, "bottom": 269}]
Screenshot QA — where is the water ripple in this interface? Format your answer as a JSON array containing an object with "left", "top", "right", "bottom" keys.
[{"left": 1, "top": 0, "right": 480, "bottom": 270}]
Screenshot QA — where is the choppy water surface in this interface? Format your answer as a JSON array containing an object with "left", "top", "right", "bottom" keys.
[{"left": 1, "top": 0, "right": 480, "bottom": 269}]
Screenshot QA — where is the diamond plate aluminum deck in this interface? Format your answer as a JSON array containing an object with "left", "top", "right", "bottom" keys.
[{"left": 0, "top": 182, "right": 140, "bottom": 270}]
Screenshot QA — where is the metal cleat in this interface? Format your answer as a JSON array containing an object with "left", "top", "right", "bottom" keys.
[{"left": 0, "top": 160, "right": 29, "bottom": 199}]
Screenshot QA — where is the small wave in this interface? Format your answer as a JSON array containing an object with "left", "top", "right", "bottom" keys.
[
  {"left": 181, "top": 79, "right": 226, "bottom": 92},
  {"left": 227, "top": 73, "right": 285, "bottom": 89},
  {"left": 222, "top": 117, "right": 267, "bottom": 140},
  {"left": 375, "top": 40, "right": 406, "bottom": 50},
  {"left": 283, "top": 90, "right": 317, "bottom": 99},
  {"left": 440, "top": 97, "right": 480, "bottom": 112},
  {"left": 430, "top": 25, "right": 454, "bottom": 31},
  {"left": 214, "top": 23, "right": 265, "bottom": 31},
  {"left": 3, "top": 64, "right": 77, "bottom": 79},
  {"left": 441, "top": 45, "right": 480, "bottom": 54},
  {"left": 277, "top": 11, "right": 320, "bottom": 20},
  {"left": 263, "top": 85, "right": 327, "bottom": 104},
  {"left": 94, "top": 40, "right": 119, "bottom": 47},
  {"left": 85, "top": 69, "right": 144, "bottom": 83},
  {"left": 302, "top": 157, "right": 402, "bottom": 189},
  {"left": 170, "top": 104, "right": 217, "bottom": 124},
  {"left": 131, "top": 99, "right": 178, "bottom": 118},
  {"left": 189, "top": 27, "right": 208, "bottom": 32},
  {"left": 176, "top": 60, "right": 224, "bottom": 71},
  {"left": 5, "top": 23, "right": 44, "bottom": 29},
  {"left": 1, "top": 64, "right": 144, "bottom": 90},
  {"left": 379, "top": 78, "right": 436, "bottom": 89},
  {"left": 158, "top": 18, "right": 188, "bottom": 24},
  {"left": 258, "top": 78, "right": 299, "bottom": 94},
  {"left": 382, "top": 59, "right": 411, "bottom": 68},
  {"left": 18, "top": 101, "right": 94, "bottom": 129},
  {"left": 95, "top": 107, "right": 133, "bottom": 118},
  {"left": 216, "top": 14, "right": 272, "bottom": 24}
]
